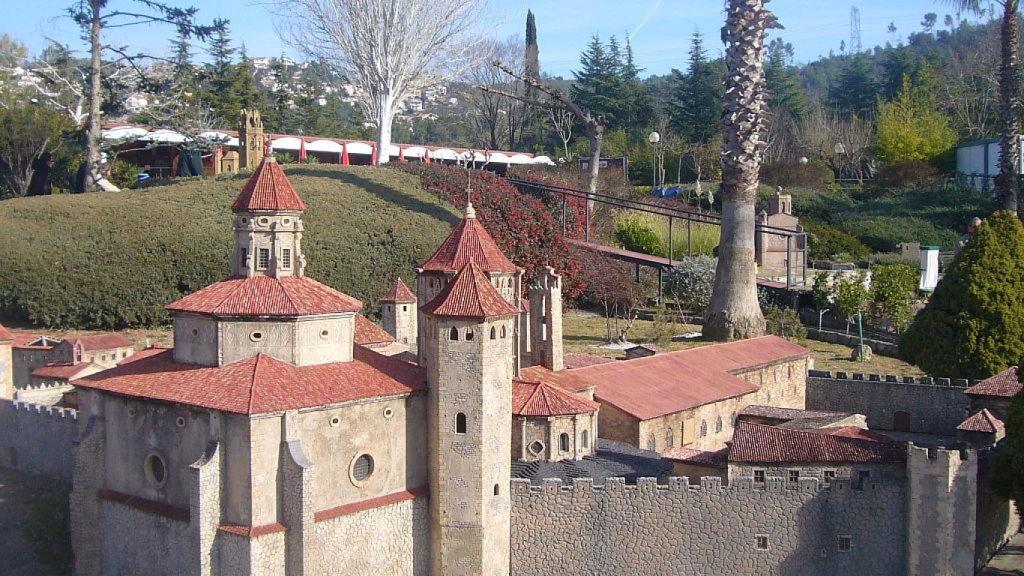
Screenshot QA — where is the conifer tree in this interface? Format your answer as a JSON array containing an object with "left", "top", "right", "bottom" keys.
[
  {"left": 571, "top": 35, "right": 621, "bottom": 127},
  {"left": 875, "top": 74, "right": 957, "bottom": 164},
  {"left": 829, "top": 55, "right": 879, "bottom": 117},
  {"left": 765, "top": 38, "right": 807, "bottom": 118},
  {"left": 900, "top": 211, "right": 1024, "bottom": 378},
  {"left": 669, "top": 31, "right": 723, "bottom": 143}
]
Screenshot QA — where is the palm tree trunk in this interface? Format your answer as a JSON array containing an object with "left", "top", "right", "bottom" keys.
[
  {"left": 998, "top": 0, "right": 1021, "bottom": 215},
  {"left": 703, "top": 0, "right": 772, "bottom": 341}
]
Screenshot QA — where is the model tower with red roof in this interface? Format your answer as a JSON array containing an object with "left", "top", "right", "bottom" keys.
[
  {"left": 420, "top": 260, "right": 519, "bottom": 576},
  {"left": 380, "top": 277, "right": 418, "bottom": 350}
]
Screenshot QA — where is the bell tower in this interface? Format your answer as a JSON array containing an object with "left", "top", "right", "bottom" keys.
[
  {"left": 231, "top": 156, "right": 307, "bottom": 278},
  {"left": 239, "top": 108, "right": 265, "bottom": 170},
  {"left": 421, "top": 262, "right": 517, "bottom": 576},
  {"left": 528, "top": 266, "right": 564, "bottom": 371}
]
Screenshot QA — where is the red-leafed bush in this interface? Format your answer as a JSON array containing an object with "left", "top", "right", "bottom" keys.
[
  {"left": 398, "top": 163, "right": 583, "bottom": 298},
  {"left": 508, "top": 166, "right": 589, "bottom": 239}
]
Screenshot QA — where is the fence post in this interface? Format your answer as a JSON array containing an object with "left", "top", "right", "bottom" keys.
[
  {"left": 786, "top": 235, "right": 792, "bottom": 290},
  {"left": 668, "top": 216, "right": 674, "bottom": 263},
  {"left": 687, "top": 219, "right": 692, "bottom": 255}
]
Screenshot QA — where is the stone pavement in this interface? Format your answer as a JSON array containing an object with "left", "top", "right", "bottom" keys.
[
  {"left": 982, "top": 532, "right": 1024, "bottom": 575},
  {"left": 0, "top": 468, "right": 66, "bottom": 576}
]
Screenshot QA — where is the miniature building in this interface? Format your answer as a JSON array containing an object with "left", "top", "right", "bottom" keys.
[
  {"left": 238, "top": 108, "right": 265, "bottom": 170},
  {"left": 958, "top": 408, "right": 1005, "bottom": 448},
  {"left": 380, "top": 278, "right": 417, "bottom": 349},
  {"left": 965, "top": 366, "right": 1020, "bottom": 421},
  {"left": 568, "top": 337, "right": 810, "bottom": 453},
  {"left": 728, "top": 421, "right": 907, "bottom": 486},
  {"left": 511, "top": 379, "right": 599, "bottom": 462},
  {"left": 52, "top": 334, "right": 134, "bottom": 368},
  {"left": 623, "top": 343, "right": 662, "bottom": 360},
  {"left": 25, "top": 362, "right": 104, "bottom": 404},
  {"left": 756, "top": 190, "right": 806, "bottom": 278}
]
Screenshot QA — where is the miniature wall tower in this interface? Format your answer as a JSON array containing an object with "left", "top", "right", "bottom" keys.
[
  {"left": 906, "top": 444, "right": 977, "bottom": 576},
  {"left": 422, "top": 262, "right": 516, "bottom": 576},
  {"left": 381, "top": 278, "right": 418, "bottom": 350},
  {"left": 239, "top": 108, "right": 265, "bottom": 170},
  {"left": 528, "top": 267, "right": 564, "bottom": 371},
  {"left": 768, "top": 191, "right": 792, "bottom": 215}
]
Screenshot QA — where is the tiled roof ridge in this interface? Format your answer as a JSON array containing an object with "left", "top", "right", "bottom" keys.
[
  {"left": 421, "top": 262, "right": 518, "bottom": 318},
  {"left": 381, "top": 278, "right": 417, "bottom": 303},
  {"left": 730, "top": 421, "right": 906, "bottom": 464},
  {"left": 958, "top": 408, "right": 1004, "bottom": 433},
  {"left": 512, "top": 379, "right": 599, "bottom": 416},
  {"left": 419, "top": 217, "right": 519, "bottom": 274},
  {"left": 232, "top": 156, "right": 306, "bottom": 212}
]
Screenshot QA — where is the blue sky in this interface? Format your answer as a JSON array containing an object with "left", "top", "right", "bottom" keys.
[{"left": 2, "top": 0, "right": 982, "bottom": 77}]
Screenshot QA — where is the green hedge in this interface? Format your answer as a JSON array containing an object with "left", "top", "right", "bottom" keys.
[{"left": 0, "top": 165, "right": 456, "bottom": 328}]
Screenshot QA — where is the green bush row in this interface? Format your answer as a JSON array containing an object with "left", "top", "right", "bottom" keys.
[{"left": 0, "top": 165, "right": 455, "bottom": 328}]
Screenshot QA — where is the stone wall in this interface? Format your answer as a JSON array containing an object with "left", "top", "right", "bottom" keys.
[
  {"left": 0, "top": 399, "right": 78, "bottom": 481},
  {"left": 511, "top": 476, "right": 907, "bottom": 576},
  {"left": 98, "top": 499, "right": 193, "bottom": 576},
  {"left": 806, "top": 371, "right": 971, "bottom": 434},
  {"left": 806, "top": 328, "right": 899, "bottom": 357},
  {"left": 313, "top": 495, "right": 430, "bottom": 575},
  {"left": 975, "top": 450, "right": 1021, "bottom": 570}
]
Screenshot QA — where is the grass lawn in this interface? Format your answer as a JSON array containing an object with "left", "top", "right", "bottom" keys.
[{"left": 563, "top": 309, "right": 925, "bottom": 375}]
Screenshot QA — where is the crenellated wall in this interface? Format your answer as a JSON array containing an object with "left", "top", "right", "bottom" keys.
[
  {"left": 0, "top": 399, "right": 78, "bottom": 481},
  {"left": 806, "top": 370, "right": 972, "bottom": 435},
  {"left": 511, "top": 476, "right": 908, "bottom": 576}
]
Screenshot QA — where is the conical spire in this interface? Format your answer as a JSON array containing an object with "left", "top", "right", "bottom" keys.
[{"left": 232, "top": 156, "right": 306, "bottom": 213}]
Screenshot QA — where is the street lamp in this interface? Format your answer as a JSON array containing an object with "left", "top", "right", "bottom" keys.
[
  {"left": 648, "top": 131, "right": 661, "bottom": 189},
  {"left": 834, "top": 142, "right": 846, "bottom": 181}
]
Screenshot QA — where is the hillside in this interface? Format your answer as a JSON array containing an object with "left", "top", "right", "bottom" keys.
[{"left": 0, "top": 165, "right": 459, "bottom": 329}]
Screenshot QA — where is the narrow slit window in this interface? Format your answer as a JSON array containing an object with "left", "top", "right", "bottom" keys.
[
  {"left": 490, "top": 327, "right": 497, "bottom": 340},
  {"left": 500, "top": 325, "right": 507, "bottom": 338},
  {"left": 493, "top": 484, "right": 500, "bottom": 496},
  {"left": 559, "top": 433, "right": 570, "bottom": 452},
  {"left": 456, "top": 413, "right": 467, "bottom": 434},
  {"left": 239, "top": 248, "right": 248, "bottom": 269},
  {"left": 582, "top": 429, "right": 589, "bottom": 448}
]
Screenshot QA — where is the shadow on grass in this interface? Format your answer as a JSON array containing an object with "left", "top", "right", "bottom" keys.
[{"left": 288, "top": 167, "right": 461, "bottom": 227}]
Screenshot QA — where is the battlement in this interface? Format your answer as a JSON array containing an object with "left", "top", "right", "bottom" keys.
[
  {"left": 511, "top": 475, "right": 893, "bottom": 496},
  {"left": 808, "top": 369, "right": 973, "bottom": 388},
  {"left": 907, "top": 443, "right": 974, "bottom": 469},
  {"left": 11, "top": 399, "right": 78, "bottom": 420}
]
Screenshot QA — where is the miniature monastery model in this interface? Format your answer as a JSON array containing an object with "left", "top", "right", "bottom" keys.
[{"left": 0, "top": 157, "right": 1014, "bottom": 575}]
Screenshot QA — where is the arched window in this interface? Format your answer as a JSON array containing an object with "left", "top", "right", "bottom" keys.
[
  {"left": 715, "top": 417, "right": 723, "bottom": 433},
  {"left": 490, "top": 327, "right": 497, "bottom": 340},
  {"left": 665, "top": 429, "right": 674, "bottom": 448},
  {"left": 465, "top": 329, "right": 474, "bottom": 341},
  {"left": 456, "top": 413, "right": 467, "bottom": 434},
  {"left": 699, "top": 420, "right": 708, "bottom": 437},
  {"left": 582, "top": 430, "right": 589, "bottom": 449},
  {"left": 494, "top": 484, "right": 500, "bottom": 496},
  {"left": 449, "top": 327, "right": 459, "bottom": 341},
  {"left": 559, "top": 433, "right": 570, "bottom": 452},
  {"left": 500, "top": 325, "right": 507, "bottom": 338}
]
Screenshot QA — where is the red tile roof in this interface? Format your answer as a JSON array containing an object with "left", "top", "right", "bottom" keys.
[
  {"left": 663, "top": 447, "right": 729, "bottom": 466},
  {"left": 563, "top": 354, "right": 616, "bottom": 370},
  {"left": 809, "top": 426, "right": 893, "bottom": 442},
  {"left": 231, "top": 157, "right": 306, "bottom": 212},
  {"left": 32, "top": 362, "right": 102, "bottom": 380},
  {"left": 512, "top": 379, "right": 599, "bottom": 416},
  {"left": 421, "top": 262, "right": 518, "bottom": 319},
  {"left": 381, "top": 278, "right": 417, "bottom": 303},
  {"left": 738, "top": 405, "right": 850, "bottom": 422},
  {"left": 0, "top": 323, "right": 13, "bottom": 342},
  {"left": 519, "top": 364, "right": 595, "bottom": 393},
  {"left": 167, "top": 276, "right": 362, "bottom": 317},
  {"left": 729, "top": 421, "right": 906, "bottom": 464},
  {"left": 76, "top": 346, "right": 426, "bottom": 415},
  {"left": 354, "top": 315, "right": 395, "bottom": 347},
  {"left": 965, "top": 366, "right": 1021, "bottom": 398},
  {"left": 958, "top": 409, "right": 1004, "bottom": 433},
  {"left": 419, "top": 215, "right": 519, "bottom": 274},
  {"left": 65, "top": 333, "right": 133, "bottom": 351},
  {"left": 570, "top": 336, "right": 809, "bottom": 420},
  {"left": 10, "top": 333, "right": 57, "bottom": 349}
]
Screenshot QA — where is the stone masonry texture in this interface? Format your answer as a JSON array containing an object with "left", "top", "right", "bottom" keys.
[
  {"left": 806, "top": 373, "right": 970, "bottom": 434},
  {"left": 510, "top": 477, "right": 907, "bottom": 576}
]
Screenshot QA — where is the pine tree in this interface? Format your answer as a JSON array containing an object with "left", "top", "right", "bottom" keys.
[
  {"left": 571, "top": 35, "right": 620, "bottom": 126},
  {"left": 900, "top": 211, "right": 1024, "bottom": 378},
  {"left": 829, "top": 55, "right": 879, "bottom": 117},
  {"left": 765, "top": 38, "right": 807, "bottom": 118},
  {"left": 669, "top": 31, "right": 723, "bottom": 142}
]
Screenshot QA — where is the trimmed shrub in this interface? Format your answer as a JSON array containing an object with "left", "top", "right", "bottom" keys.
[
  {"left": 837, "top": 216, "right": 960, "bottom": 253},
  {"left": 760, "top": 158, "right": 834, "bottom": 190},
  {"left": 900, "top": 211, "right": 1024, "bottom": 378},
  {"left": 803, "top": 220, "right": 870, "bottom": 261},
  {"left": 869, "top": 263, "right": 919, "bottom": 332},
  {"left": 398, "top": 163, "right": 583, "bottom": 298},
  {"left": 765, "top": 307, "right": 807, "bottom": 339},
  {"left": 666, "top": 255, "right": 717, "bottom": 315},
  {"left": 613, "top": 215, "right": 665, "bottom": 257},
  {"left": 0, "top": 165, "right": 455, "bottom": 328}
]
